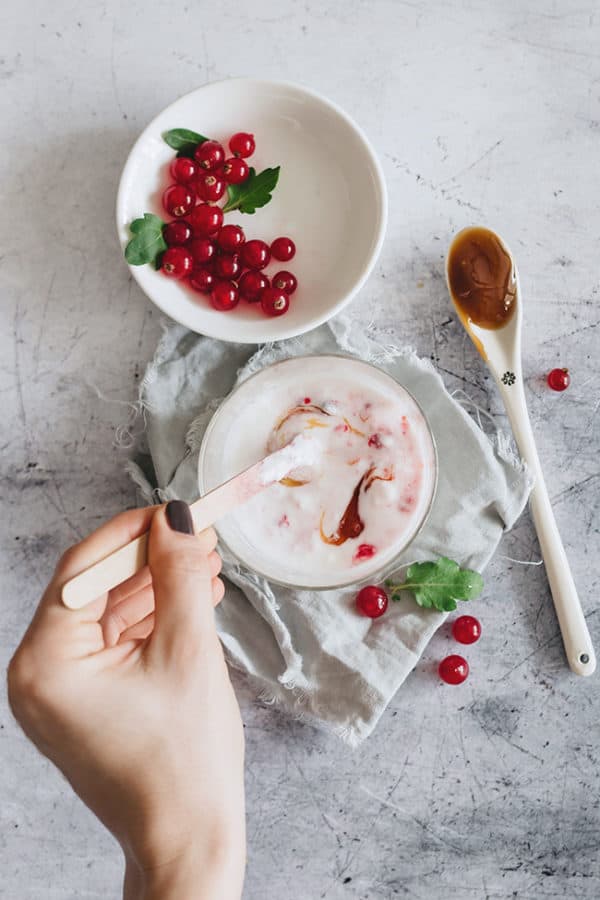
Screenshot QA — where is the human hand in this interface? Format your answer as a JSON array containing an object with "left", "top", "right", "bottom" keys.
[{"left": 8, "top": 501, "right": 245, "bottom": 900}]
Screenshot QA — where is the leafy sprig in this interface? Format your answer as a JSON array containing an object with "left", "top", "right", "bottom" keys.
[
  {"left": 162, "top": 128, "right": 209, "bottom": 158},
  {"left": 386, "top": 557, "right": 484, "bottom": 612},
  {"left": 124, "top": 213, "right": 167, "bottom": 267},
  {"left": 222, "top": 166, "right": 280, "bottom": 214}
]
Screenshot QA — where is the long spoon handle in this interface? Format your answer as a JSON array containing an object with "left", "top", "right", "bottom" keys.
[{"left": 499, "top": 377, "right": 596, "bottom": 676}]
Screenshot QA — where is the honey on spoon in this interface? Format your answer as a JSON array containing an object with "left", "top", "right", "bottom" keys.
[{"left": 446, "top": 226, "right": 517, "bottom": 332}]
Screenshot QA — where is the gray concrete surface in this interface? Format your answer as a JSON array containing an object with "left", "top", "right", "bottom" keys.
[{"left": 1, "top": 1, "right": 599, "bottom": 897}]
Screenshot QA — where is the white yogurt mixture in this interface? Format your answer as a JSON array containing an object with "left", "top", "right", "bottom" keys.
[{"left": 199, "top": 356, "right": 437, "bottom": 588}]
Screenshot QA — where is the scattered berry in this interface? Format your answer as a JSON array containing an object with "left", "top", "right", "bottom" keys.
[
  {"left": 229, "top": 132, "right": 255, "bottom": 158},
  {"left": 189, "top": 267, "right": 215, "bottom": 293},
  {"left": 439, "top": 655, "right": 469, "bottom": 685},
  {"left": 271, "top": 236, "right": 296, "bottom": 262},
  {"left": 356, "top": 585, "right": 388, "bottom": 618},
  {"left": 239, "top": 270, "right": 269, "bottom": 302},
  {"left": 194, "top": 140, "right": 225, "bottom": 171},
  {"left": 272, "top": 270, "right": 297, "bottom": 295},
  {"left": 163, "top": 220, "right": 192, "bottom": 247},
  {"left": 261, "top": 287, "right": 289, "bottom": 317},
  {"left": 196, "top": 172, "right": 226, "bottom": 202},
  {"left": 161, "top": 247, "right": 193, "bottom": 279},
  {"left": 189, "top": 238, "right": 216, "bottom": 266},
  {"left": 189, "top": 204, "right": 223, "bottom": 237},
  {"left": 214, "top": 254, "right": 242, "bottom": 280},
  {"left": 162, "top": 184, "right": 194, "bottom": 218},
  {"left": 217, "top": 224, "right": 245, "bottom": 253},
  {"left": 452, "top": 615, "right": 481, "bottom": 645},
  {"left": 210, "top": 280, "right": 239, "bottom": 311},
  {"left": 547, "top": 367, "right": 570, "bottom": 392},
  {"left": 221, "top": 157, "right": 250, "bottom": 184},
  {"left": 169, "top": 156, "right": 197, "bottom": 185},
  {"left": 241, "top": 239, "right": 271, "bottom": 270}
]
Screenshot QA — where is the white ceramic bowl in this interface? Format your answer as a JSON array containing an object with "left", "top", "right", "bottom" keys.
[{"left": 116, "top": 79, "right": 387, "bottom": 344}]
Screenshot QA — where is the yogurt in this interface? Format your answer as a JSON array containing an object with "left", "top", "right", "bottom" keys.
[{"left": 199, "top": 356, "right": 437, "bottom": 589}]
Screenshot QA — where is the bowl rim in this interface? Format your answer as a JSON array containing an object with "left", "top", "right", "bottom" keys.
[
  {"left": 197, "top": 353, "right": 439, "bottom": 590},
  {"left": 115, "top": 78, "right": 388, "bottom": 344}
]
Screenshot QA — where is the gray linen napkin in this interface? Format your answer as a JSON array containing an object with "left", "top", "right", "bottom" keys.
[{"left": 127, "top": 317, "right": 532, "bottom": 745}]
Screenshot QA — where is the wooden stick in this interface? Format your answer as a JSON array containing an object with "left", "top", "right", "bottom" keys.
[{"left": 62, "top": 452, "right": 278, "bottom": 609}]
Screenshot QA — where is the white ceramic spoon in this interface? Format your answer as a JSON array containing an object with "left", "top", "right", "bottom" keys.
[
  {"left": 62, "top": 435, "right": 318, "bottom": 610},
  {"left": 446, "top": 226, "right": 595, "bottom": 677}
]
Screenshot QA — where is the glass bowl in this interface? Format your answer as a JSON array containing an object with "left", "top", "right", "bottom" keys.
[{"left": 198, "top": 355, "right": 437, "bottom": 590}]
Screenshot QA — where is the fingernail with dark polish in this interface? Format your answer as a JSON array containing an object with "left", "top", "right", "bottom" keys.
[{"left": 166, "top": 500, "right": 194, "bottom": 535}]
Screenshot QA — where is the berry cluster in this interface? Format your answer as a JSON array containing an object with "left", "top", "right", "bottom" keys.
[{"left": 159, "top": 132, "right": 297, "bottom": 317}]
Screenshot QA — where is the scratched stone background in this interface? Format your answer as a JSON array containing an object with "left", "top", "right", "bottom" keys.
[{"left": 1, "top": 1, "right": 599, "bottom": 898}]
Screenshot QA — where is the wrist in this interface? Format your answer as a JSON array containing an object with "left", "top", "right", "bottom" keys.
[{"left": 126, "top": 830, "right": 245, "bottom": 900}]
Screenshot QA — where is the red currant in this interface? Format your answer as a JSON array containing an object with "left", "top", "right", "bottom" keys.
[
  {"left": 163, "top": 220, "right": 192, "bottom": 247},
  {"left": 239, "top": 270, "right": 269, "bottom": 302},
  {"left": 452, "top": 615, "right": 481, "bottom": 644},
  {"left": 217, "top": 224, "right": 245, "bottom": 253},
  {"left": 241, "top": 239, "right": 271, "bottom": 270},
  {"left": 189, "top": 204, "right": 223, "bottom": 238},
  {"left": 271, "top": 236, "right": 296, "bottom": 262},
  {"left": 221, "top": 157, "right": 250, "bottom": 184},
  {"left": 169, "top": 156, "right": 197, "bottom": 185},
  {"left": 547, "top": 367, "right": 570, "bottom": 391},
  {"left": 356, "top": 585, "right": 388, "bottom": 618},
  {"left": 162, "top": 184, "right": 194, "bottom": 218},
  {"left": 439, "top": 655, "right": 469, "bottom": 685},
  {"left": 261, "top": 287, "right": 289, "bottom": 317},
  {"left": 189, "top": 238, "right": 215, "bottom": 266},
  {"left": 214, "top": 254, "right": 242, "bottom": 280},
  {"left": 272, "top": 270, "right": 297, "bottom": 295},
  {"left": 229, "top": 132, "right": 255, "bottom": 158},
  {"left": 210, "top": 280, "right": 239, "bottom": 311},
  {"left": 161, "top": 247, "right": 193, "bottom": 279},
  {"left": 196, "top": 173, "right": 226, "bottom": 202},
  {"left": 354, "top": 544, "right": 376, "bottom": 560},
  {"left": 194, "top": 140, "right": 225, "bottom": 171},
  {"left": 189, "top": 267, "right": 215, "bottom": 294}
]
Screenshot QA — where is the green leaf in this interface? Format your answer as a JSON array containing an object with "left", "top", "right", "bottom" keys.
[
  {"left": 124, "top": 213, "right": 167, "bottom": 267},
  {"left": 162, "top": 128, "right": 209, "bottom": 158},
  {"left": 389, "top": 557, "right": 484, "bottom": 612},
  {"left": 222, "top": 166, "right": 280, "bottom": 214}
]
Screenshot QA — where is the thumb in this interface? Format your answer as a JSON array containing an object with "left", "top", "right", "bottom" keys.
[{"left": 147, "top": 501, "right": 219, "bottom": 662}]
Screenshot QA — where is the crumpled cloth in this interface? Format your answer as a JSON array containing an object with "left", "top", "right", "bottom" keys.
[{"left": 127, "top": 317, "right": 531, "bottom": 745}]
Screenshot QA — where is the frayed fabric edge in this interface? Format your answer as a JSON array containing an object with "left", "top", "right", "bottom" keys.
[
  {"left": 124, "top": 460, "right": 176, "bottom": 504},
  {"left": 185, "top": 398, "right": 224, "bottom": 452},
  {"left": 237, "top": 670, "right": 367, "bottom": 747},
  {"left": 123, "top": 460, "right": 156, "bottom": 504},
  {"left": 138, "top": 320, "right": 188, "bottom": 412}
]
